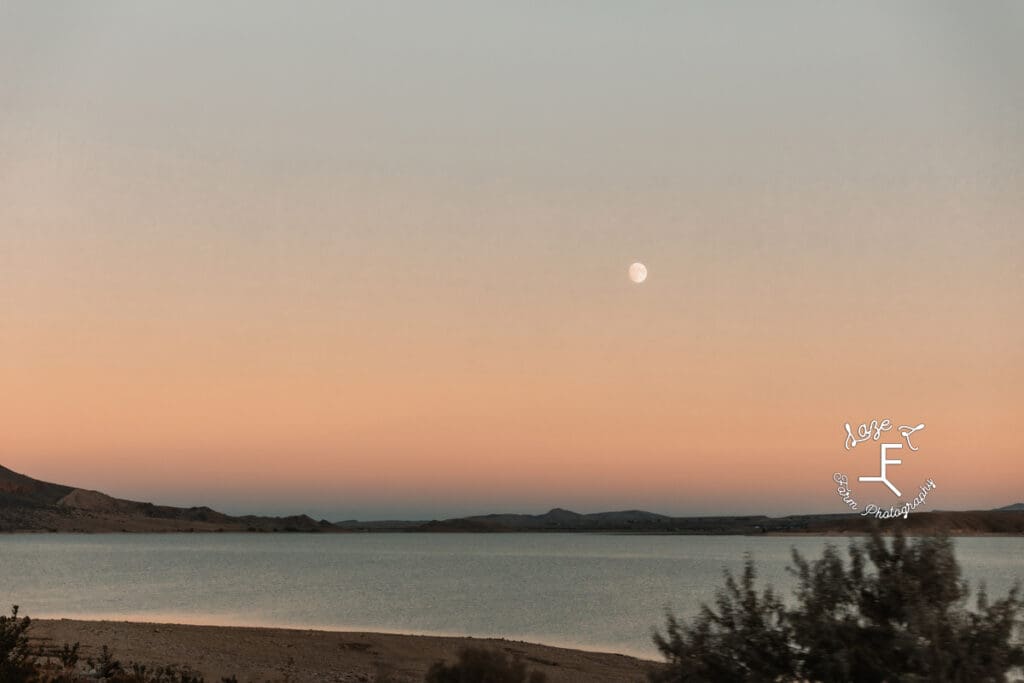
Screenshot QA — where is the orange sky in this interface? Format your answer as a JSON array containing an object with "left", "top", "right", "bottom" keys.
[{"left": 1, "top": 3, "right": 1022, "bottom": 518}]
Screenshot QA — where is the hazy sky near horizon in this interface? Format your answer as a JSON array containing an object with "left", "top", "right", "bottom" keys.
[{"left": 2, "top": 2, "right": 1022, "bottom": 520}]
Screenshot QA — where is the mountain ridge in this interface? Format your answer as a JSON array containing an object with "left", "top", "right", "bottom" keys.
[
  {"left": 0, "top": 464, "right": 333, "bottom": 533},
  {"left": 2, "top": 464, "right": 1022, "bottom": 534}
]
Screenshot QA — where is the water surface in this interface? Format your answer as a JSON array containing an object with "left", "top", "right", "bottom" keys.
[{"left": 2, "top": 534, "right": 1021, "bottom": 659}]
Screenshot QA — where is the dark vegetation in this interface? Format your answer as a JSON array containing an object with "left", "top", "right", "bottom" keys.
[
  {"left": 424, "top": 647, "right": 547, "bottom": 683},
  {"left": 651, "top": 529, "right": 1024, "bottom": 682}
]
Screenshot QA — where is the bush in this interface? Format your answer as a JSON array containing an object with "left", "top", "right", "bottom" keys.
[
  {"left": 0, "top": 605, "right": 37, "bottom": 682},
  {"left": 87, "top": 644, "right": 123, "bottom": 679},
  {"left": 424, "top": 647, "right": 547, "bottom": 683},
  {"left": 650, "top": 530, "right": 1024, "bottom": 682},
  {"left": 56, "top": 642, "right": 79, "bottom": 671}
]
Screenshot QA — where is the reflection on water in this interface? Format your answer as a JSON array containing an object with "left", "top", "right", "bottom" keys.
[{"left": 2, "top": 533, "right": 1021, "bottom": 658}]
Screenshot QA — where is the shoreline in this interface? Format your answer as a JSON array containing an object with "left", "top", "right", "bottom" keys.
[
  {"left": 4, "top": 528, "right": 1023, "bottom": 536},
  {"left": 29, "top": 619, "right": 654, "bottom": 682}
]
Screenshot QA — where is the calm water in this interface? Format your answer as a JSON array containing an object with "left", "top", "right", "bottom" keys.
[{"left": 1, "top": 534, "right": 1021, "bottom": 659}]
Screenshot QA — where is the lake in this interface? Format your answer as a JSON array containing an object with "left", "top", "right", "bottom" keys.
[{"left": 1, "top": 534, "right": 1021, "bottom": 659}]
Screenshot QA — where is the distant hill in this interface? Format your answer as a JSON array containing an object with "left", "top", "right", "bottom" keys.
[
  {"left": 0, "top": 464, "right": 74, "bottom": 507},
  {"left": 0, "top": 464, "right": 334, "bottom": 533},
  {"left": 341, "top": 506, "right": 1024, "bottom": 535},
  {"left": 3, "top": 464, "right": 1023, "bottom": 534},
  {"left": 424, "top": 507, "right": 674, "bottom": 531}
]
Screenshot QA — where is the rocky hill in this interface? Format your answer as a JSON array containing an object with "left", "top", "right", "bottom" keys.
[{"left": 0, "top": 464, "right": 334, "bottom": 533}]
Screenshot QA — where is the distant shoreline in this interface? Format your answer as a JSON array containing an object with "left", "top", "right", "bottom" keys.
[
  {"left": 4, "top": 464, "right": 1023, "bottom": 536},
  {"left": 4, "top": 528, "right": 1024, "bottom": 536}
]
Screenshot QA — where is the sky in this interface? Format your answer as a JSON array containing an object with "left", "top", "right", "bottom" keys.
[{"left": 1, "top": 2, "right": 1022, "bottom": 520}]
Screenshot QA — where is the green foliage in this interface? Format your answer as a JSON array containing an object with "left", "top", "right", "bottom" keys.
[
  {"left": 652, "top": 556, "right": 793, "bottom": 681},
  {"left": 424, "top": 647, "right": 547, "bottom": 683},
  {"left": 0, "top": 605, "right": 38, "bottom": 682},
  {"left": 650, "top": 530, "right": 1024, "bottom": 682}
]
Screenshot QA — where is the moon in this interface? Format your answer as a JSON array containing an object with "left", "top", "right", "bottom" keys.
[{"left": 629, "top": 262, "right": 648, "bottom": 284}]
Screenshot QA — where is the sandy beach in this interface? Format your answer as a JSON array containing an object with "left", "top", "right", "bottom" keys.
[{"left": 29, "top": 619, "right": 653, "bottom": 682}]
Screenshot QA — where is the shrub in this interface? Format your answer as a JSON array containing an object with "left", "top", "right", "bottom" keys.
[
  {"left": 651, "top": 557, "right": 793, "bottom": 681},
  {"left": 650, "top": 530, "right": 1024, "bottom": 682},
  {"left": 40, "top": 643, "right": 220, "bottom": 682},
  {"left": 119, "top": 662, "right": 207, "bottom": 682},
  {"left": 0, "top": 605, "right": 38, "bottom": 682},
  {"left": 57, "top": 642, "right": 80, "bottom": 671},
  {"left": 424, "top": 647, "right": 547, "bottom": 683},
  {"left": 87, "top": 644, "right": 123, "bottom": 679}
]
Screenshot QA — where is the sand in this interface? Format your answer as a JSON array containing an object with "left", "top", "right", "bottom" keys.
[{"left": 29, "top": 619, "right": 654, "bottom": 682}]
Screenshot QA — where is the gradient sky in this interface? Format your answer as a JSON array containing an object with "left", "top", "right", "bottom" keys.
[{"left": 1, "top": 2, "right": 1022, "bottom": 520}]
